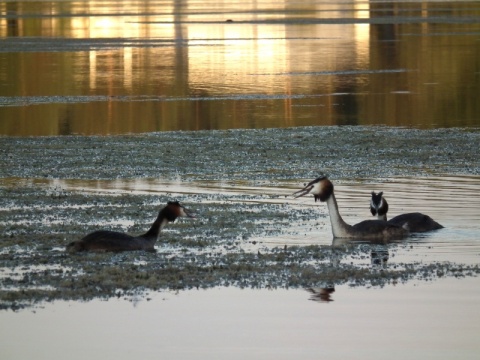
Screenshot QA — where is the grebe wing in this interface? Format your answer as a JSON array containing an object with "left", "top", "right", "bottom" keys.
[
  {"left": 81, "top": 230, "right": 134, "bottom": 243},
  {"left": 351, "top": 219, "right": 403, "bottom": 233},
  {"left": 388, "top": 213, "right": 443, "bottom": 232}
]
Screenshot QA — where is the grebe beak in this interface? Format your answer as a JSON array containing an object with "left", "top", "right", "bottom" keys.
[
  {"left": 182, "top": 207, "right": 196, "bottom": 219},
  {"left": 293, "top": 184, "right": 314, "bottom": 198}
]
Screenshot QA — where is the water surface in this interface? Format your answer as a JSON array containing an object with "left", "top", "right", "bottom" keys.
[
  {"left": 1, "top": 2, "right": 480, "bottom": 357},
  {"left": 1, "top": 0, "right": 480, "bottom": 135},
  {"left": 20, "top": 174, "right": 479, "bottom": 264},
  {"left": 1, "top": 156, "right": 480, "bottom": 359},
  {"left": 2, "top": 277, "right": 480, "bottom": 360}
]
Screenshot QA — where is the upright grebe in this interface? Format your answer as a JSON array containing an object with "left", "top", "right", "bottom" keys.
[
  {"left": 67, "top": 201, "right": 194, "bottom": 253},
  {"left": 370, "top": 191, "right": 443, "bottom": 233},
  {"left": 294, "top": 176, "right": 408, "bottom": 240}
]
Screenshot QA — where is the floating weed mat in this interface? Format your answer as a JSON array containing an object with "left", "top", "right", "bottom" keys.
[{"left": 1, "top": 126, "right": 480, "bottom": 310}]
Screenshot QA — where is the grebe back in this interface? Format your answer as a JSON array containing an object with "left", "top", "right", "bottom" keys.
[{"left": 370, "top": 191, "right": 443, "bottom": 233}]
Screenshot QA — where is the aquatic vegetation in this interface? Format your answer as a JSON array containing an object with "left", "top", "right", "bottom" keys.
[
  {"left": 1, "top": 126, "right": 479, "bottom": 310},
  {"left": 2, "top": 127, "right": 479, "bottom": 181}
]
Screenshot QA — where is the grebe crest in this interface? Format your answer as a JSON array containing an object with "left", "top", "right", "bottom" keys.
[
  {"left": 293, "top": 176, "right": 333, "bottom": 202},
  {"left": 294, "top": 176, "right": 408, "bottom": 240},
  {"left": 163, "top": 201, "right": 194, "bottom": 221}
]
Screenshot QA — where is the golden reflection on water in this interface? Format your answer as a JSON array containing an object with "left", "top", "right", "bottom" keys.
[{"left": 0, "top": 1, "right": 479, "bottom": 135}]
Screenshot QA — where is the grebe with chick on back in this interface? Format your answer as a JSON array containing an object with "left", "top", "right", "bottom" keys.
[
  {"left": 66, "top": 201, "right": 194, "bottom": 253},
  {"left": 370, "top": 191, "right": 443, "bottom": 233},
  {"left": 294, "top": 176, "right": 409, "bottom": 240}
]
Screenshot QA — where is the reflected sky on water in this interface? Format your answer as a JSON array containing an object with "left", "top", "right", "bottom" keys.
[
  {"left": 1, "top": 0, "right": 480, "bottom": 135},
  {"left": 2, "top": 277, "right": 480, "bottom": 360}
]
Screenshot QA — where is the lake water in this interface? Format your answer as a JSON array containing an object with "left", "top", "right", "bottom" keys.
[
  {"left": 1, "top": 277, "right": 480, "bottom": 360},
  {"left": 1, "top": 1, "right": 480, "bottom": 359},
  {"left": 1, "top": 0, "right": 480, "bottom": 135},
  {"left": 40, "top": 174, "right": 480, "bottom": 265},
  {"left": 1, "top": 175, "right": 479, "bottom": 360}
]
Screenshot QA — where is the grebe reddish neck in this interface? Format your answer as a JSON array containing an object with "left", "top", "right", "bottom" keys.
[{"left": 294, "top": 176, "right": 408, "bottom": 240}]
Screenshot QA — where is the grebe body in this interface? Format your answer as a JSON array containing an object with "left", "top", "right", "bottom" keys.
[
  {"left": 370, "top": 192, "right": 443, "bottom": 233},
  {"left": 294, "top": 177, "right": 408, "bottom": 240},
  {"left": 67, "top": 201, "right": 193, "bottom": 253}
]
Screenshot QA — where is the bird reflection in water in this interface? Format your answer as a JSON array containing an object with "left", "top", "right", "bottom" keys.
[
  {"left": 371, "top": 248, "right": 389, "bottom": 267},
  {"left": 307, "top": 287, "right": 336, "bottom": 302},
  {"left": 333, "top": 237, "right": 391, "bottom": 268},
  {"left": 307, "top": 238, "right": 391, "bottom": 303}
]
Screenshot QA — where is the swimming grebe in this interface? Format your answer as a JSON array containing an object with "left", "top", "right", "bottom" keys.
[
  {"left": 370, "top": 191, "right": 443, "bottom": 233},
  {"left": 66, "top": 201, "right": 194, "bottom": 253},
  {"left": 294, "top": 176, "right": 408, "bottom": 240}
]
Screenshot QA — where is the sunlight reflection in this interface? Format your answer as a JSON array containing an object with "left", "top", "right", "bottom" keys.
[
  {"left": 354, "top": 0, "right": 370, "bottom": 64},
  {"left": 91, "top": 17, "right": 116, "bottom": 37},
  {"left": 1, "top": 0, "right": 479, "bottom": 135},
  {"left": 123, "top": 47, "right": 133, "bottom": 89},
  {"left": 89, "top": 51, "right": 97, "bottom": 89}
]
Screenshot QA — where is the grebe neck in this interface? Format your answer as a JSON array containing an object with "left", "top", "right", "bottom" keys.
[
  {"left": 377, "top": 213, "right": 387, "bottom": 221},
  {"left": 142, "top": 215, "right": 169, "bottom": 241},
  {"left": 325, "top": 193, "right": 352, "bottom": 238}
]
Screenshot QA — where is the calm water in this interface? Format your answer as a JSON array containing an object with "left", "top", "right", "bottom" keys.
[
  {"left": 2, "top": 277, "right": 480, "bottom": 360},
  {"left": 1, "top": 0, "right": 480, "bottom": 135}
]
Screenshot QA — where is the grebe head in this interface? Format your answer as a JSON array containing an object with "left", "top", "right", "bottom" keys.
[
  {"left": 293, "top": 176, "right": 333, "bottom": 202},
  {"left": 370, "top": 191, "right": 388, "bottom": 217},
  {"left": 163, "top": 201, "right": 195, "bottom": 222}
]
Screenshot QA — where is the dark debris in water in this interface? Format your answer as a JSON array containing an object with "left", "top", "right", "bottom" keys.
[{"left": 1, "top": 126, "right": 480, "bottom": 310}]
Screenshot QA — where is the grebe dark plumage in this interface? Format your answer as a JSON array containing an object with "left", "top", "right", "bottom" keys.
[{"left": 67, "top": 201, "right": 194, "bottom": 253}]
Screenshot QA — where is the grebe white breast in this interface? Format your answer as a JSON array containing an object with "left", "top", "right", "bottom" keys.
[
  {"left": 67, "top": 201, "right": 194, "bottom": 253},
  {"left": 370, "top": 191, "right": 443, "bottom": 233},
  {"left": 294, "top": 176, "right": 408, "bottom": 240}
]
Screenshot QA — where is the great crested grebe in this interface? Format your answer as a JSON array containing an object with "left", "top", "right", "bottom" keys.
[
  {"left": 66, "top": 201, "right": 194, "bottom": 253},
  {"left": 294, "top": 176, "right": 408, "bottom": 240},
  {"left": 370, "top": 191, "right": 443, "bottom": 233}
]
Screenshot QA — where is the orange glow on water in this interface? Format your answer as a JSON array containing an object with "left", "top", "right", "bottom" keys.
[{"left": 1, "top": 1, "right": 479, "bottom": 135}]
